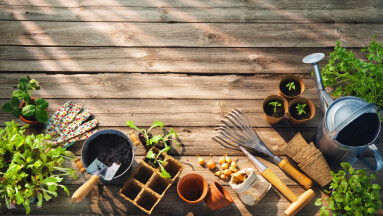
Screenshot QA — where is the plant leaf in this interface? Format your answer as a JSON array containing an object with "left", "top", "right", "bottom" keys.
[
  {"left": 35, "top": 108, "right": 49, "bottom": 123},
  {"left": 160, "top": 165, "right": 171, "bottom": 178},
  {"left": 22, "top": 105, "right": 36, "bottom": 117},
  {"left": 315, "top": 198, "right": 323, "bottom": 206},
  {"left": 12, "top": 107, "right": 22, "bottom": 118},
  {"left": 126, "top": 120, "right": 140, "bottom": 131},
  {"left": 35, "top": 98, "right": 48, "bottom": 109},
  {"left": 10, "top": 97, "right": 20, "bottom": 107},
  {"left": 12, "top": 90, "right": 25, "bottom": 99},
  {"left": 146, "top": 150, "right": 156, "bottom": 160},
  {"left": 2, "top": 103, "right": 13, "bottom": 113},
  {"left": 19, "top": 77, "right": 29, "bottom": 85}
]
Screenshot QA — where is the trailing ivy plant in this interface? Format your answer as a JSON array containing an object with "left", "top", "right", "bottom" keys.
[
  {"left": 321, "top": 35, "right": 383, "bottom": 110},
  {"left": 0, "top": 121, "right": 77, "bottom": 214},
  {"left": 315, "top": 162, "right": 381, "bottom": 216},
  {"left": 2, "top": 76, "right": 49, "bottom": 123},
  {"left": 146, "top": 145, "right": 171, "bottom": 178}
]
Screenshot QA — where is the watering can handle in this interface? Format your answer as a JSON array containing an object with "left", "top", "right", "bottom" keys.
[{"left": 358, "top": 144, "right": 383, "bottom": 171}]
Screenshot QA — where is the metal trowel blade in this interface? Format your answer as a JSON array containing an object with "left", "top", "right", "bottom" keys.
[{"left": 87, "top": 158, "right": 121, "bottom": 181}]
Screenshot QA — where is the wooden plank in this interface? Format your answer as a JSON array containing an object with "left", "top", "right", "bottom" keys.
[
  {"left": 0, "top": 98, "right": 323, "bottom": 127},
  {"left": 0, "top": 46, "right": 350, "bottom": 74},
  {"left": 0, "top": 73, "right": 321, "bottom": 99},
  {"left": 1, "top": 4, "right": 382, "bottom": 23},
  {"left": 0, "top": 21, "right": 381, "bottom": 47}
]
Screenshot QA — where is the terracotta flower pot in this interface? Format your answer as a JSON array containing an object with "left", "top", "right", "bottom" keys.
[
  {"left": 19, "top": 97, "right": 42, "bottom": 126},
  {"left": 263, "top": 95, "right": 288, "bottom": 124},
  {"left": 204, "top": 181, "right": 233, "bottom": 210},
  {"left": 177, "top": 173, "right": 208, "bottom": 204},
  {"left": 279, "top": 75, "right": 305, "bottom": 100},
  {"left": 288, "top": 97, "right": 315, "bottom": 126}
]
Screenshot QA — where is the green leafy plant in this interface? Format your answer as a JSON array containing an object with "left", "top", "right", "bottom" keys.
[
  {"left": 315, "top": 162, "right": 381, "bottom": 216},
  {"left": 286, "top": 82, "right": 296, "bottom": 91},
  {"left": 296, "top": 104, "right": 306, "bottom": 115},
  {"left": 126, "top": 120, "right": 179, "bottom": 148},
  {"left": 0, "top": 121, "right": 77, "bottom": 214},
  {"left": 2, "top": 76, "right": 49, "bottom": 123},
  {"left": 268, "top": 101, "right": 282, "bottom": 113},
  {"left": 321, "top": 35, "right": 383, "bottom": 109},
  {"left": 146, "top": 145, "right": 171, "bottom": 178}
]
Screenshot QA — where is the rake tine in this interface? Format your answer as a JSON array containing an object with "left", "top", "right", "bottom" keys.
[
  {"left": 231, "top": 110, "right": 260, "bottom": 143},
  {"left": 234, "top": 109, "right": 258, "bottom": 135},
  {"left": 213, "top": 135, "right": 239, "bottom": 149},
  {"left": 221, "top": 118, "right": 249, "bottom": 142},
  {"left": 218, "top": 126, "right": 248, "bottom": 145},
  {"left": 227, "top": 112, "right": 254, "bottom": 140},
  {"left": 216, "top": 130, "right": 244, "bottom": 146}
]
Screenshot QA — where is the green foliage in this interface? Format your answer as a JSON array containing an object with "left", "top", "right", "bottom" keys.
[
  {"left": 0, "top": 121, "right": 77, "bottom": 214},
  {"left": 321, "top": 35, "right": 383, "bottom": 109},
  {"left": 1, "top": 77, "right": 49, "bottom": 123},
  {"left": 314, "top": 162, "right": 381, "bottom": 216},
  {"left": 268, "top": 101, "right": 282, "bottom": 113},
  {"left": 286, "top": 82, "right": 296, "bottom": 91},
  {"left": 296, "top": 104, "right": 306, "bottom": 115},
  {"left": 145, "top": 145, "right": 171, "bottom": 178},
  {"left": 126, "top": 120, "right": 180, "bottom": 147}
]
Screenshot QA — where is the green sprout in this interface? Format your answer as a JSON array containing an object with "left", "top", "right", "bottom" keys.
[
  {"left": 146, "top": 144, "right": 171, "bottom": 178},
  {"left": 296, "top": 104, "right": 306, "bottom": 115},
  {"left": 269, "top": 101, "right": 282, "bottom": 113},
  {"left": 286, "top": 82, "right": 296, "bottom": 91}
]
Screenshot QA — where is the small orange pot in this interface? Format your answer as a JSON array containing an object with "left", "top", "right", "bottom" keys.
[
  {"left": 204, "top": 181, "right": 233, "bottom": 210},
  {"left": 177, "top": 173, "right": 208, "bottom": 204},
  {"left": 263, "top": 95, "right": 288, "bottom": 124},
  {"left": 288, "top": 97, "right": 315, "bottom": 126},
  {"left": 19, "top": 97, "right": 42, "bottom": 126},
  {"left": 279, "top": 75, "right": 305, "bottom": 100}
]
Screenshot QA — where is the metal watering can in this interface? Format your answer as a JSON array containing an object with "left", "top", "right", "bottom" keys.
[{"left": 303, "top": 53, "right": 382, "bottom": 171}]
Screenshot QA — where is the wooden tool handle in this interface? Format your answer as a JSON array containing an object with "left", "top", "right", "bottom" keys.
[
  {"left": 278, "top": 159, "right": 313, "bottom": 189},
  {"left": 262, "top": 168, "right": 298, "bottom": 203},
  {"left": 71, "top": 175, "right": 99, "bottom": 203},
  {"left": 128, "top": 131, "right": 141, "bottom": 147},
  {"left": 284, "top": 189, "right": 315, "bottom": 216},
  {"left": 74, "top": 158, "right": 86, "bottom": 173}
]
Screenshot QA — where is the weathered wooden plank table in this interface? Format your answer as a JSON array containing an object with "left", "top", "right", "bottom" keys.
[{"left": 0, "top": 0, "right": 382, "bottom": 215}]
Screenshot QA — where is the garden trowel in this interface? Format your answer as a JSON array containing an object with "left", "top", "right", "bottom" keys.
[{"left": 72, "top": 159, "right": 121, "bottom": 203}]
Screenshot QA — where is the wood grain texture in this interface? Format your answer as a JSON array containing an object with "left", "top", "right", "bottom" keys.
[
  {"left": 0, "top": 46, "right": 353, "bottom": 74},
  {"left": 0, "top": 21, "right": 381, "bottom": 47},
  {"left": 1, "top": 3, "right": 382, "bottom": 23}
]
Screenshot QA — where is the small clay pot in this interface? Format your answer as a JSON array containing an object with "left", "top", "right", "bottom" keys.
[
  {"left": 288, "top": 97, "right": 315, "bottom": 126},
  {"left": 177, "top": 173, "right": 208, "bottom": 204},
  {"left": 263, "top": 95, "right": 288, "bottom": 124},
  {"left": 19, "top": 97, "right": 42, "bottom": 126},
  {"left": 204, "top": 181, "right": 233, "bottom": 210},
  {"left": 279, "top": 75, "right": 305, "bottom": 100}
]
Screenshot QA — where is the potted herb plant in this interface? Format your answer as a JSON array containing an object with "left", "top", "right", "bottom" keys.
[
  {"left": 288, "top": 97, "right": 315, "bottom": 126},
  {"left": 0, "top": 121, "right": 77, "bottom": 214},
  {"left": 315, "top": 162, "right": 381, "bottom": 216},
  {"left": 279, "top": 75, "right": 305, "bottom": 100},
  {"left": 262, "top": 95, "right": 288, "bottom": 124},
  {"left": 320, "top": 36, "right": 383, "bottom": 119},
  {"left": 126, "top": 120, "right": 179, "bottom": 151},
  {"left": 1, "top": 76, "right": 49, "bottom": 125},
  {"left": 145, "top": 146, "right": 171, "bottom": 178}
]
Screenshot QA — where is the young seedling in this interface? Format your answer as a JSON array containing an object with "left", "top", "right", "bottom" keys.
[
  {"left": 286, "top": 82, "right": 296, "bottom": 91},
  {"left": 296, "top": 104, "right": 307, "bottom": 115},
  {"left": 269, "top": 101, "right": 282, "bottom": 113},
  {"left": 146, "top": 144, "right": 171, "bottom": 178}
]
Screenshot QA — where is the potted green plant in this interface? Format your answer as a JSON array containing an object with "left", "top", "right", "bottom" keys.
[
  {"left": 288, "top": 97, "right": 315, "bottom": 126},
  {"left": 1, "top": 76, "right": 49, "bottom": 125},
  {"left": 145, "top": 146, "right": 171, "bottom": 178},
  {"left": 315, "top": 162, "right": 381, "bottom": 216},
  {"left": 320, "top": 36, "right": 383, "bottom": 118},
  {"left": 279, "top": 75, "right": 305, "bottom": 100},
  {"left": 0, "top": 121, "right": 77, "bottom": 214},
  {"left": 126, "top": 120, "right": 179, "bottom": 151},
  {"left": 262, "top": 95, "right": 288, "bottom": 124}
]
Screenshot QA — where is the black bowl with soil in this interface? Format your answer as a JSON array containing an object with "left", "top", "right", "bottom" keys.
[
  {"left": 288, "top": 97, "right": 315, "bottom": 126},
  {"left": 81, "top": 129, "right": 135, "bottom": 184},
  {"left": 279, "top": 75, "right": 305, "bottom": 100},
  {"left": 262, "top": 95, "right": 288, "bottom": 124}
]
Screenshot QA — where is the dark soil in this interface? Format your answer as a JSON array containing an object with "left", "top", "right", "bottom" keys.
[
  {"left": 289, "top": 103, "right": 311, "bottom": 120},
  {"left": 264, "top": 100, "right": 285, "bottom": 118},
  {"left": 280, "top": 80, "right": 301, "bottom": 97},
  {"left": 86, "top": 134, "right": 133, "bottom": 176}
]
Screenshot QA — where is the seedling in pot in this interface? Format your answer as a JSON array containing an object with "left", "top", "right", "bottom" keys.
[
  {"left": 146, "top": 144, "right": 172, "bottom": 178},
  {"left": 2, "top": 76, "right": 49, "bottom": 123},
  {"left": 296, "top": 104, "right": 307, "bottom": 115},
  {"left": 269, "top": 101, "right": 282, "bottom": 113},
  {"left": 286, "top": 82, "right": 296, "bottom": 91},
  {"left": 126, "top": 120, "right": 180, "bottom": 150}
]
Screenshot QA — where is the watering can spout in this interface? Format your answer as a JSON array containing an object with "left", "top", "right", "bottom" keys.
[{"left": 302, "top": 53, "right": 334, "bottom": 113}]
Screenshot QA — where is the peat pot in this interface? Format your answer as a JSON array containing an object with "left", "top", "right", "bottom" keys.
[
  {"left": 81, "top": 129, "right": 135, "bottom": 184},
  {"left": 303, "top": 53, "right": 382, "bottom": 171}
]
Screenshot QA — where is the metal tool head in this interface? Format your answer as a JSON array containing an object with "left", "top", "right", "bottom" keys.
[
  {"left": 87, "top": 158, "right": 121, "bottom": 181},
  {"left": 213, "top": 108, "right": 275, "bottom": 158}
]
